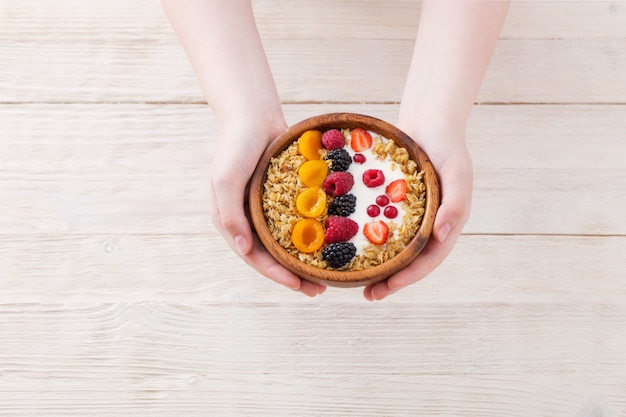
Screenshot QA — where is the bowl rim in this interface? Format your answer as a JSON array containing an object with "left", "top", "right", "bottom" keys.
[{"left": 249, "top": 112, "right": 440, "bottom": 288}]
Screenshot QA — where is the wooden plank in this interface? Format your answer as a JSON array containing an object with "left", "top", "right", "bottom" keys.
[
  {"left": 0, "top": 374, "right": 622, "bottom": 417},
  {"left": 2, "top": 167, "right": 622, "bottom": 235},
  {"left": 5, "top": 104, "right": 625, "bottom": 171},
  {"left": 1, "top": 104, "right": 624, "bottom": 235},
  {"left": 254, "top": 0, "right": 626, "bottom": 40},
  {"left": 0, "top": 302, "right": 624, "bottom": 416},
  {"left": 2, "top": 0, "right": 625, "bottom": 40},
  {"left": 0, "top": 37, "right": 624, "bottom": 103},
  {"left": 1, "top": 235, "right": 624, "bottom": 303}
]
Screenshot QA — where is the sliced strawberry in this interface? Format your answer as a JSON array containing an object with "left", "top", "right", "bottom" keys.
[
  {"left": 385, "top": 179, "right": 408, "bottom": 203},
  {"left": 363, "top": 220, "right": 389, "bottom": 245},
  {"left": 350, "top": 128, "right": 373, "bottom": 152}
]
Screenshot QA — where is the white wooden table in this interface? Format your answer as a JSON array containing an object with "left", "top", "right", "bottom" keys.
[{"left": 1, "top": 1, "right": 625, "bottom": 415}]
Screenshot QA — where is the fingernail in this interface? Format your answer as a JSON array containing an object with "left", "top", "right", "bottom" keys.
[
  {"left": 437, "top": 223, "right": 451, "bottom": 243},
  {"left": 235, "top": 235, "right": 249, "bottom": 255}
]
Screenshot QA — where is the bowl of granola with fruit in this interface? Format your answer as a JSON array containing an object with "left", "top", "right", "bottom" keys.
[{"left": 249, "top": 113, "right": 440, "bottom": 288}]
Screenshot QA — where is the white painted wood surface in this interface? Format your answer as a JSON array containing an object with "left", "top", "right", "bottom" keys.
[{"left": 1, "top": 1, "right": 625, "bottom": 416}]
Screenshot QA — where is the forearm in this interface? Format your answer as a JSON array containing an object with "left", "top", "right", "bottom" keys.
[
  {"left": 398, "top": 0, "right": 510, "bottom": 133},
  {"left": 161, "top": 0, "right": 284, "bottom": 132}
]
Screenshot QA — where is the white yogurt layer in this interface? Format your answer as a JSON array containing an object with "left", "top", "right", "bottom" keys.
[{"left": 342, "top": 131, "right": 407, "bottom": 255}]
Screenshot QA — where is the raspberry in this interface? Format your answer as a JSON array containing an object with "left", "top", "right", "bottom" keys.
[
  {"left": 322, "top": 242, "right": 357, "bottom": 269},
  {"left": 325, "top": 216, "right": 359, "bottom": 244},
  {"left": 353, "top": 153, "right": 366, "bottom": 164},
  {"left": 321, "top": 129, "right": 345, "bottom": 150},
  {"left": 325, "top": 148, "right": 352, "bottom": 172},
  {"left": 362, "top": 169, "right": 385, "bottom": 187},
  {"left": 323, "top": 172, "right": 354, "bottom": 197},
  {"left": 327, "top": 193, "right": 357, "bottom": 217}
]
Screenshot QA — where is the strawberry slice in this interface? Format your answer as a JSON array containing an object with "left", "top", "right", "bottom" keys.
[
  {"left": 385, "top": 179, "right": 408, "bottom": 203},
  {"left": 363, "top": 220, "right": 389, "bottom": 245},
  {"left": 350, "top": 128, "right": 373, "bottom": 152}
]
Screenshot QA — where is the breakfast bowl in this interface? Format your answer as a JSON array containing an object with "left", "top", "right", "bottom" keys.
[{"left": 249, "top": 113, "right": 440, "bottom": 288}]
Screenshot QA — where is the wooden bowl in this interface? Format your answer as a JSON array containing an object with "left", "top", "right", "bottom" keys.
[{"left": 249, "top": 113, "right": 440, "bottom": 288}]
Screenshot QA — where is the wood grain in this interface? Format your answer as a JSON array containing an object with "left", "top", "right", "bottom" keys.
[
  {"left": 1, "top": 104, "right": 624, "bottom": 235},
  {"left": 0, "top": 302, "right": 625, "bottom": 416},
  {"left": 1, "top": 235, "right": 624, "bottom": 304},
  {"left": 1, "top": 38, "right": 623, "bottom": 104},
  {"left": 2, "top": 0, "right": 625, "bottom": 40},
  {"left": 1, "top": 0, "right": 625, "bottom": 415}
]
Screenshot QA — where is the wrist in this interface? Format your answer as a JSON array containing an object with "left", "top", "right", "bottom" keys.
[
  {"left": 216, "top": 104, "right": 287, "bottom": 149},
  {"left": 397, "top": 109, "right": 466, "bottom": 147},
  {"left": 213, "top": 100, "right": 287, "bottom": 145}
]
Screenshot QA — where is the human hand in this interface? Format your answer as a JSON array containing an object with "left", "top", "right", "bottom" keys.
[
  {"left": 363, "top": 121, "right": 473, "bottom": 301},
  {"left": 208, "top": 118, "right": 327, "bottom": 297}
]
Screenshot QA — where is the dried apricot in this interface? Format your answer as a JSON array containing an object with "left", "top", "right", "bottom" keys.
[
  {"left": 291, "top": 218, "right": 325, "bottom": 253},
  {"left": 298, "top": 130, "right": 323, "bottom": 160},
  {"left": 298, "top": 160, "right": 328, "bottom": 188},
  {"left": 296, "top": 186, "right": 326, "bottom": 218}
]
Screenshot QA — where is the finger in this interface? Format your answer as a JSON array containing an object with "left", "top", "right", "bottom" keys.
[
  {"left": 211, "top": 177, "right": 326, "bottom": 297},
  {"left": 210, "top": 159, "right": 254, "bottom": 256},
  {"left": 432, "top": 152, "right": 473, "bottom": 244},
  {"left": 387, "top": 234, "right": 456, "bottom": 290},
  {"left": 364, "top": 154, "right": 472, "bottom": 301},
  {"left": 364, "top": 233, "right": 456, "bottom": 301},
  {"left": 299, "top": 279, "right": 328, "bottom": 297},
  {"left": 208, "top": 176, "right": 241, "bottom": 255},
  {"left": 243, "top": 236, "right": 327, "bottom": 297},
  {"left": 363, "top": 280, "right": 397, "bottom": 301}
]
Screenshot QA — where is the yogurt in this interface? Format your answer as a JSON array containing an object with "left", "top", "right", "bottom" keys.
[{"left": 343, "top": 131, "right": 407, "bottom": 254}]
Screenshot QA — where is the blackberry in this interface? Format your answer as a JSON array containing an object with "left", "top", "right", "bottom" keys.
[
  {"left": 327, "top": 194, "right": 357, "bottom": 217},
  {"left": 325, "top": 148, "right": 352, "bottom": 172},
  {"left": 322, "top": 242, "right": 357, "bottom": 269}
]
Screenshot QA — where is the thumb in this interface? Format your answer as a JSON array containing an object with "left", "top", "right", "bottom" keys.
[
  {"left": 432, "top": 152, "right": 473, "bottom": 244},
  {"left": 209, "top": 163, "right": 254, "bottom": 256}
]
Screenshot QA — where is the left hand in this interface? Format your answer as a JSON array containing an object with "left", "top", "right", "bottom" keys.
[{"left": 363, "top": 121, "right": 473, "bottom": 301}]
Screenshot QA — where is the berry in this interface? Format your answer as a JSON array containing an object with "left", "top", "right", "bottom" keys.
[
  {"left": 298, "top": 160, "right": 328, "bottom": 188},
  {"left": 327, "top": 194, "right": 357, "bottom": 217},
  {"left": 298, "top": 130, "right": 323, "bottom": 160},
  {"left": 363, "top": 220, "right": 389, "bottom": 245},
  {"left": 291, "top": 218, "right": 325, "bottom": 253},
  {"left": 325, "top": 216, "right": 359, "bottom": 244},
  {"left": 325, "top": 148, "right": 352, "bottom": 172},
  {"left": 350, "top": 128, "right": 373, "bottom": 152},
  {"left": 296, "top": 186, "right": 327, "bottom": 218},
  {"left": 322, "top": 242, "right": 357, "bottom": 269},
  {"left": 321, "top": 129, "right": 345, "bottom": 150},
  {"left": 353, "top": 153, "right": 366, "bottom": 164},
  {"left": 385, "top": 179, "right": 408, "bottom": 202},
  {"left": 362, "top": 169, "right": 385, "bottom": 187},
  {"left": 367, "top": 204, "right": 380, "bottom": 217},
  {"left": 323, "top": 171, "right": 354, "bottom": 197},
  {"left": 376, "top": 195, "right": 390, "bottom": 206},
  {"left": 383, "top": 205, "right": 398, "bottom": 219}
]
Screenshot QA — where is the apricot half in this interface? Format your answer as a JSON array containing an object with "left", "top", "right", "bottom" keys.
[
  {"left": 298, "top": 130, "right": 323, "bottom": 160},
  {"left": 298, "top": 160, "right": 328, "bottom": 188},
  {"left": 296, "top": 186, "right": 326, "bottom": 218},
  {"left": 291, "top": 218, "right": 325, "bottom": 253}
]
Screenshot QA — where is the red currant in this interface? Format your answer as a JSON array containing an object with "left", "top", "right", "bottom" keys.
[
  {"left": 384, "top": 206, "right": 398, "bottom": 219},
  {"left": 375, "top": 195, "right": 389, "bottom": 206},
  {"left": 353, "top": 153, "right": 366, "bottom": 164},
  {"left": 367, "top": 204, "right": 380, "bottom": 217}
]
